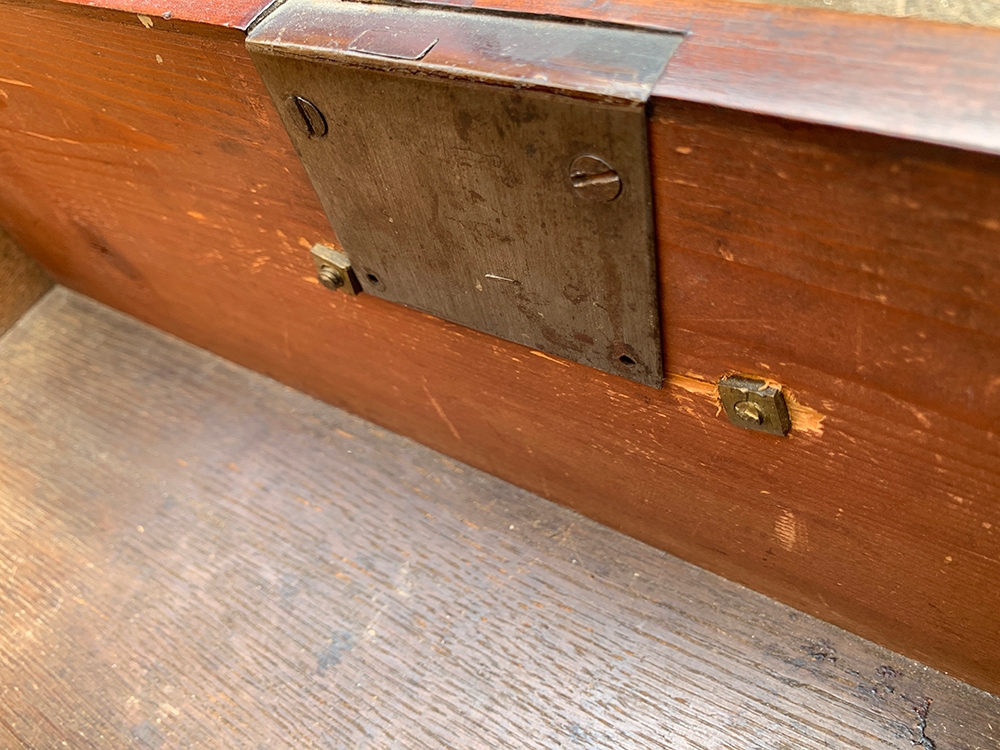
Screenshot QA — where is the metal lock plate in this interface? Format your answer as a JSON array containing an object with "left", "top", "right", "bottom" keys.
[
  {"left": 311, "top": 243, "right": 362, "bottom": 295},
  {"left": 247, "top": 1, "right": 682, "bottom": 387},
  {"left": 718, "top": 376, "right": 792, "bottom": 437}
]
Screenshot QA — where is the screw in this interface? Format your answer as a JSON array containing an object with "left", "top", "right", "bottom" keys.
[
  {"left": 569, "top": 155, "right": 622, "bottom": 202},
  {"left": 288, "top": 95, "right": 328, "bottom": 138},
  {"left": 734, "top": 400, "right": 764, "bottom": 425},
  {"left": 317, "top": 265, "right": 344, "bottom": 291}
]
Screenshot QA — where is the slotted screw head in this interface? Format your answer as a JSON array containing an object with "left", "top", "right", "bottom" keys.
[
  {"left": 734, "top": 401, "right": 764, "bottom": 425},
  {"left": 310, "top": 244, "right": 362, "bottom": 295},
  {"left": 317, "top": 265, "right": 344, "bottom": 291},
  {"left": 288, "top": 95, "right": 328, "bottom": 138},
  {"left": 717, "top": 375, "right": 792, "bottom": 437},
  {"left": 569, "top": 155, "right": 622, "bottom": 202}
]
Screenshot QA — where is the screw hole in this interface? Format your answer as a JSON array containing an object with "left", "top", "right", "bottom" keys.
[
  {"left": 619, "top": 355, "right": 636, "bottom": 366},
  {"left": 366, "top": 273, "right": 380, "bottom": 285}
]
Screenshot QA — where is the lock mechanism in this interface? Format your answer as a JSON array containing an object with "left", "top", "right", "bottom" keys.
[
  {"left": 718, "top": 376, "right": 793, "bottom": 437},
  {"left": 247, "top": 0, "right": 682, "bottom": 388},
  {"left": 311, "top": 243, "right": 362, "bottom": 295}
]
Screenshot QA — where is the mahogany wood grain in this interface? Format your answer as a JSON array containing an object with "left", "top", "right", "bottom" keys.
[
  {"left": 104, "top": 0, "right": 1000, "bottom": 155},
  {"left": 56, "top": 0, "right": 275, "bottom": 29},
  {"left": 0, "top": 228, "right": 51, "bottom": 336},
  {"left": 1, "top": 0, "right": 998, "bottom": 693},
  {"left": 415, "top": 0, "right": 1000, "bottom": 156},
  {"left": 1, "top": 288, "right": 998, "bottom": 748},
  {"left": 739, "top": 0, "right": 1000, "bottom": 27}
]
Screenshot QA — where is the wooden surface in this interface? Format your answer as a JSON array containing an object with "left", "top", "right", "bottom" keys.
[
  {"left": 55, "top": 0, "right": 274, "bottom": 29},
  {"left": 736, "top": 0, "right": 1000, "bottom": 28},
  {"left": 47, "top": 0, "right": 1000, "bottom": 154},
  {"left": 0, "top": 288, "right": 997, "bottom": 749},
  {"left": 417, "top": 0, "right": 1000, "bottom": 156},
  {"left": 55, "top": 0, "right": 1000, "bottom": 30},
  {"left": 0, "top": 227, "right": 51, "bottom": 336},
  {"left": 1, "top": 0, "right": 999, "bottom": 694}
]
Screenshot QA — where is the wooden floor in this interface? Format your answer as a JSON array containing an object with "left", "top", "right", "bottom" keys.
[{"left": 0, "top": 289, "right": 997, "bottom": 749}]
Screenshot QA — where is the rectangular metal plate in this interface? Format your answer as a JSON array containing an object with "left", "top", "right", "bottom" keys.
[{"left": 247, "top": 2, "right": 681, "bottom": 387}]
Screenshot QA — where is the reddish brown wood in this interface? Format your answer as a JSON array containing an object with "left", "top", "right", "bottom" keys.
[
  {"left": 418, "top": 0, "right": 1000, "bottom": 155},
  {"left": 53, "top": 0, "right": 1000, "bottom": 151},
  {"left": 1, "top": 0, "right": 998, "bottom": 693},
  {"left": 650, "top": 103, "right": 1000, "bottom": 684},
  {"left": 56, "top": 0, "right": 274, "bottom": 28},
  {"left": 0, "top": 228, "right": 51, "bottom": 335}
]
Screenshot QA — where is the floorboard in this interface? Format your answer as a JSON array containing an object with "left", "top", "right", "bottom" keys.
[{"left": 0, "top": 288, "right": 997, "bottom": 749}]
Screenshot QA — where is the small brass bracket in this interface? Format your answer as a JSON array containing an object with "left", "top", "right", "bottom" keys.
[
  {"left": 311, "top": 243, "right": 362, "bottom": 295},
  {"left": 718, "top": 375, "right": 791, "bottom": 437}
]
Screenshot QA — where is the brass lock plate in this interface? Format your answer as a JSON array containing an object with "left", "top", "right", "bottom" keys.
[
  {"left": 311, "top": 243, "right": 362, "bottom": 295},
  {"left": 718, "top": 376, "right": 792, "bottom": 437},
  {"left": 247, "top": 2, "right": 682, "bottom": 387}
]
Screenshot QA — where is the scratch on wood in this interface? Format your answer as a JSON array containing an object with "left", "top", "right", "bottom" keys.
[
  {"left": 776, "top": 510, "right": 798, "bottom": 551},
  {"left": 530, "top": 350, "right": 570, "bottom": 367},
  {"left": 775, "top": 510, "right": 809, "bottom": 552},
  {"left": 784, "top": 390, "right": 825, "bottom": 436},
  {"left": 422, "top": 380, "right": 461, "bottom": 441},
  {"left": 669, "top": 374, "right": 719, "bottom": 399},
  {"left": 0, "top": 76, "right": 33, "bottom": 88},
  {"left": 21, "top": 131, "right": 83, "bottom": 145}
]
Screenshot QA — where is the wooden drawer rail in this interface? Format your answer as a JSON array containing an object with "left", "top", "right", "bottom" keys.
[
  {"left": 1, "top": 289, "right": 998, "bottom": 747},
  {"left": 0, "top": 0, "right": 998, "bottom": 694}
]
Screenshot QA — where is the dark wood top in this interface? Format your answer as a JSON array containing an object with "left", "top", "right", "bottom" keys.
[
  {"left": 49, "top": 0, "right": 1000, "bottom": 153},
  {"left": 1, "top": 288, "right": 997, "bottom": 747},
  {"left": 54, "top": 0, "right": 272, "bottom": 28},
  {"left": 417, "top": 0, "right": 1000, "bottom": 155}
]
